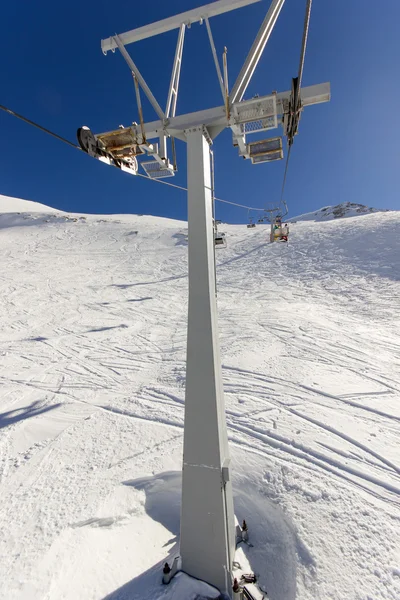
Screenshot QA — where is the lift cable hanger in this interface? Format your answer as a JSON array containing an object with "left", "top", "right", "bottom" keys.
[{"left": 0, "top": 102, "right": 264, "bottom": 213}]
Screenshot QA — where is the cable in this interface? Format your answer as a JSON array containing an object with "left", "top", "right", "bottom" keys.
[
  {"left": 214, "top": 197, "right": 263, "bottom": 211},
  {"left": 279, "top": 0, "right": 312, "bottom": 205},
  {"left": 135, "top": 169, "right": 264, "bottom": 210},
  {"left": 280, "top": 144, "right": 292, "bottom": 203},
  {"left": 297, "top": 0, "right": 312, "bottom": 91},
  {"left": 136, "top": 172, "right": 187, "bottom": 192},
  {"left": 0, "top": 102, "right": 265, "bottom": 214},
  {"left": 0, "top": 104, "right": 82, "bottom": 151}
]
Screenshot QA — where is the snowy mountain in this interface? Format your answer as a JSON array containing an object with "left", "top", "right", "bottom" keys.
[
  {"left": 0, "top": 195, "right": 399, "bottom": 600},
  {"left": 290, "top": 201, "right": 389, "bottom": 222}
]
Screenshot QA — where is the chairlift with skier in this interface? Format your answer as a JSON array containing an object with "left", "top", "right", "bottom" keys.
[{"left": 270, "top": 216, "right": 290, "bottom": 243}]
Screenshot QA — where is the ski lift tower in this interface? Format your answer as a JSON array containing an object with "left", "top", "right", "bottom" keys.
[{"left": 80, "top": 0, "right": 330, "bottom": 596}]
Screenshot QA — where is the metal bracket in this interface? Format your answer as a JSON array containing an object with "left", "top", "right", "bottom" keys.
[
  {"left": 202, "top": 125, "right": 213, "bottom": 146},
  {"left": 141, "top": 160, "right": 174, "bottom": 179},
  {"left": 248, "top": 137, "right": 283, "bottom": 163},
  {"left": 222, "top": 458, "right": 231, "bottom": 484},
  {"left": 230, "top": 93, "right": 279, "bottom": 159}
]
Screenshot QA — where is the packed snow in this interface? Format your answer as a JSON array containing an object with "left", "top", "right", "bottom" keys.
[{"left": 0, "top": 195, "right": 399, "bottom": 600}]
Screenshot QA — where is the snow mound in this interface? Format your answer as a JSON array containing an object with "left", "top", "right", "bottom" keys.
[
  {"left": 0, "top": 194, "right": 62, "bottom": 214},
  {"left": 0, "top": 193, "right": 185, "bottom": 231},
  {"left": 290, "top": 201, "right": 390, "bottom": 222}
]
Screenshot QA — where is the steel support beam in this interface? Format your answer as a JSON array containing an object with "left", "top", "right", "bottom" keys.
[
  {"left": 101, "top": 0, "right": 261, "bottom": 53},
  {"left": 107, "top": 82, "right": 329, "bottom": 141},
  {"left": 89, "top": 82, "right": 329, "bottom": 149},
  {"left": 230, "top": 0, "right": 286, "bottom": 105},
  {"left": 180, "top": 127, "right": 235, "bottom": 597}
]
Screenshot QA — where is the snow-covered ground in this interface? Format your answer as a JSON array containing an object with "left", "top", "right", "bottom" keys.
[{"left": 0, "top": 195, "right": 399, "bottom": 600}]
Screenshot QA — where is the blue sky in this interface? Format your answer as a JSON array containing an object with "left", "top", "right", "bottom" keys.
[{"left": 1, "top": 0, "right": 398, "bottom": 222}]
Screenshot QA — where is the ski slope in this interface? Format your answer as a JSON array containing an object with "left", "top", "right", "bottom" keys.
[{"left": 0, "top": 196, "right": 399, "bottom": 600}]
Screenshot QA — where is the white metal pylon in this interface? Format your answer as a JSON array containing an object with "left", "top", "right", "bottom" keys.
[
  {"left": 181, "top": 127, "right": 235, "bottom": 593},
  {"left": 78, "top": 1, "right": 331, "bottom": 597}
]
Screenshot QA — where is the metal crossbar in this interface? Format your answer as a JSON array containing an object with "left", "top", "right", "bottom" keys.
[{"left": 101, "top": 0, "right": 261, "bottom": 53}]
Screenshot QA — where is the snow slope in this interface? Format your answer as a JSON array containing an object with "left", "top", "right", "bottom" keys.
[
  {"left": 290, "top": 201, "right": 388, "bottom": 222},
  {"left": 0, "top": 197, "right": 399, "bottom": 600},
  {"left": 0, "top": 194, "right": 61, "bottom": 214}
]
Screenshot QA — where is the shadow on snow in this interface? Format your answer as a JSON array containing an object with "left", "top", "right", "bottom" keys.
[
  {"left": 102, "top": 471, "right": 307, "bottom": 600},
  {"left": 0, "top": 400, "right": 61, "bottom": 430}
]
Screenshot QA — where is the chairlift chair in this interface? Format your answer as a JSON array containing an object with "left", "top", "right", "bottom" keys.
[
  {"left": 272, "top": 222, "right": 289, "bottom": 243},
  {"left": 214, "top": 231, "right": 227, "bottom": 248},
  {"left": 280, "top": 223, "right": 289, "bottom": 242}
]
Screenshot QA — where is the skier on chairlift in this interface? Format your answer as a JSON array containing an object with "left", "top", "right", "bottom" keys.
[
  {"left": 281, "top": 223, "right": 289, "bottom": 242},
  {"left": 271, "top": 217, "right": 289, "bottom": 243}
]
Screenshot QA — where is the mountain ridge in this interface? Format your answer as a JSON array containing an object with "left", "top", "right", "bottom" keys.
[
  {"left": 289, "top": 201, "right": 392, "bottom": 222},
  {"left": 2, "top": 194, "right": 395, "bottom": 226}
]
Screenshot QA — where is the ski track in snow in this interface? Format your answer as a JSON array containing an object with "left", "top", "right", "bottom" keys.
[{"left": 0, "top": 200, "right": 400, "bottom": 600}]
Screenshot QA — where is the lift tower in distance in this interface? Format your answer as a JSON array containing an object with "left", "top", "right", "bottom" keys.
[{"left": 78, "top": 0, "right": 330, "bottom": 596}]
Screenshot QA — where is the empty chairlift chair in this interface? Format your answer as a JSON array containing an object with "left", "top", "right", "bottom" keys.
[{"left": 214, "top": 231, "right": 227, "bottom": 248}]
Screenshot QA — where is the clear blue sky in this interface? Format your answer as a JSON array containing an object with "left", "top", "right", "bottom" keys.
[{"left": 1, "top": 0, "right": 399, "bottom": 222}]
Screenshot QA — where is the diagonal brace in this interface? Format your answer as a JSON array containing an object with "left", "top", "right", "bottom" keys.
[
  {"left": 113, "top": 35, "right": 166, "bottom": 122},
  {"left": 230, "top": 0, "right": 285, "bottom": 105},
  {"left": 165, "top": 24, "right": 186, "bottom": 119},
  {"left": 205, "top": 18, "right": 225, "bottom": 102}
]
